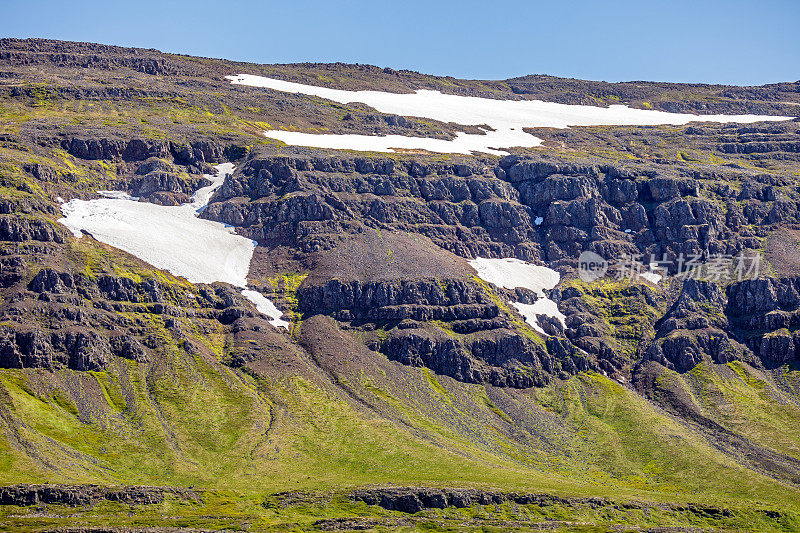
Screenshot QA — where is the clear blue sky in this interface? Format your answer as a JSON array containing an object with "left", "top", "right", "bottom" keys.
[{"left": 1, "top": 0, "right": 797, "bottom": 85}]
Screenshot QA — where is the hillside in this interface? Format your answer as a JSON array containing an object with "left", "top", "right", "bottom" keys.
[{"left": 1, "top": 38, "right": 800, "bottom": 532}]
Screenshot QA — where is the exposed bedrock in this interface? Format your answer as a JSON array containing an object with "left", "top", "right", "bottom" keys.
[
  {"left": 555, "top": 282, "right": 662, "bottom": 373},
  {"left": 297, "top": 277, "right": 594, "bottom": 387},
  {"left": 0, "top": 484, "right": 198, "bottom": 507},
  {"left": 377, "top": 327, "right": 591, "bottom": 388},
  {"left": 0, "top": 266, "right": 279, "bottom": 371},
  {"left": 349, "top": 486, "right": 592, "bottom": 514},
  {"left": 346, "top": 486, "right": 767, "bottom": 518},
  {"left": 0, "top": 215, "right": 67, "bottom": 243},
  {"left": 298, "top": 278, "right": 494, "bottom": 320},
  {"left": 0, "top": 327, "right": 146, "bottom": 371},
  {"left": 61, "top": 137, "right": 241, "bottom": 166},
  {"left": 727, "top": 277, "right": 800, "bottom": 365},
  {"left": 199, "top": 150, "right": 800, "bottom": 382},
  {"left": 19, "top": 126, "right": 800, "bottom": 382},
  {"left": 645, "top": 279, "right": 749, "bottom": 372},
  {"left": 201, "top": 152, "right": 796, "bottom": 267},
  {"left": 639, "top": 276, "right": 800, "bottom": 373},
  {"left": 122, "top": 157, "right": 211, "bottom": 204}
]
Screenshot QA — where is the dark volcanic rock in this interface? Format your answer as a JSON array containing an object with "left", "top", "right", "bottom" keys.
[
  {"left": 126, "top": 157, "right": 211, "bottom": 200},
  {"left": 0, "top": 256, "right": 27, "bottom": 288},
  {"left": 28, "top": 268, "right": 74, "bottom": 293},
  {"left": 380, "top": 328, "right": 552, "bottom": 388},
  {"left": 0, "top": 328, "right": 110, "bottom": 371},
  {"left": 0, "top": 484, "right": 198, "bottom": 507},
  {"left": 109, "top": 334, "right": 148, "bottom": 362},
  {"left": 96, "top": 275, "right": 164, "bottom": 303},
  {"left": 299, "top": 279, "right": 491, "bottom": 319},
  {"left": 349, "top": 486, "right": 593, "bottom": 513},
  {"left": 726, "top": 277, "right": 800, "bottom": 364},
  {"left": 61, "top": 137, "right": 239, "bottom": 171},
  {"left": 347, "top": 485, "right": 774, "bottom": 523},
  {"left": 0, "top": 216, "right": 66, "bottom": 243},
  {"left": 202, "top": 151, "right": 780, "bottom": 268},
  {"left": 646, "top": 279, "right": 750, "bottom": 372},
  {"left": 298, "top": 277, "right": 593, "bottom": 387}
]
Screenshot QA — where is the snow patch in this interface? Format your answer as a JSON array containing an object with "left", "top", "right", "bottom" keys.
[
  {"left": 534, "top": 216, "right": 543, "bottom": 226},
  {"left": 639, "top": 271, "right": 662, "bottom": 284},
  {"left": 58, "top": 163, "right": 289, "bottom": 329},
  {"left": 97, "top": 190, "right": 139, "bottom": 201},
  {"left": 512, "top": 300, "right": 567, "bottom": 335},
  {"left": 59, "top": 163, "right": 249, "bottom": 286},
  {"left": 469, "top": 257, "right": 559, "bottom": 296},
  {"left": 241, "top": 289, "right": 291, "bottom": 329},
  {"left": 469, "top": 257, "right": 563, "bottom": 335},
  {"left": 256, "top": 128, "right": 540, "bottom": 156},
  {"left": 190, "top": 167, "right": 230, "bottom": 210},
  {"left": 227, "top": 74, "right": 792, "bottom": 155}
]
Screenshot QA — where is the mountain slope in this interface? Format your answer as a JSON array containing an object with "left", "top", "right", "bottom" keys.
[{"left": 1, "top": 38, "right": 800, "bottom": 532}]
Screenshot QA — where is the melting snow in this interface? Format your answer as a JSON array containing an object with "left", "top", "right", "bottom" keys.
[
  {"left": 534, "top": 216, "right": 543, "bottom": 226},
  {"left": 512, "top": 300, "right": 567, "bottom": 335},
  {"left": 640, "top": 271, "right": 662, "bottom": 284},
  {"left": 469, "top": 257, "right": 559, "bottom": 295},
  {"left": 241, "top": 290, "right": 291, "bottom": 329},
  {"left": 97, "top": 190, "right": 139, "bottom": 201},
  {"left": 227, "top": 74, "right": 792, "bottom": 155},
  {"left": 58, "top": 163, "right": 289, "bottom": 329},
  {"left": 468, "top": 257, "right": 564, "bottom": 335},
  {"left": 249, "top": 128, "right": 539, "bottom": 155}
]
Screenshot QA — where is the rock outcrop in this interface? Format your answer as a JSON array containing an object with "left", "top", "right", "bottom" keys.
[
  {"left": 0, "top": 266, "right": 278, "bottom": 371},
  {"left": 0, "top": 484, "right": 198, "bottom": 507},
  {"left": 727, "top": 277, "right": 800, "bottom": 365},
  {"left": 201, "top": 152, "right": 789, "bottom": 272}
]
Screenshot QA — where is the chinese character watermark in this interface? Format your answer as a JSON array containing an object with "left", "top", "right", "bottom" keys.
[{"left": 578, "top": 251, "right": 762, "bottom": 283}]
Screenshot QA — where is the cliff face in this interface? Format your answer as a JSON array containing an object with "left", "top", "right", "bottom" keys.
[
  {"left": 185, "top": 144, "right": 800, "bottom": 384},
  {"left": 4, "top": 72, "right": 800, "bottom": 412},
  {"left": 203, "top": 146, "right": 800, "bottom": 266},
  {"left": 3, "top": 36, "right": 800, "bottom": 389}
]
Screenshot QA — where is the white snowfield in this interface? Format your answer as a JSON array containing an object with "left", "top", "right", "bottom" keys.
[
  {"left": 639, "top": 271, "right": 663, "bottom": 284},
  {"left": 468, "top": 257, "right": 565, "bottom": 335},
  {"left": 469, "top": 257, "right": 559, "bottom": 295},
  {"left": 251, "top": 128, "right": 539, "bottom": 155},
  {"left": 241, "top": 290, "right": 291, "bottom": 329},
  {"left": 227, "top": 73, "right": 792, "bottom": 155},
  {"left": 58, "top": 163, "right": 290, "bottom": 329},
  {"left": 512, "top": 301, "right": 567, "bottom": 336}
]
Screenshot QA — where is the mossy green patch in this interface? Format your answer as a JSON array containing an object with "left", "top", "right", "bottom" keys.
[{"left": 562, "top": 279, "right": 662, "bottom": 361}]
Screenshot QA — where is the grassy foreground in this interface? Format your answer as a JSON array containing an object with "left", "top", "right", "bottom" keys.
[{"left": 1, "top": 292, "right": 800, "bottom": 530}]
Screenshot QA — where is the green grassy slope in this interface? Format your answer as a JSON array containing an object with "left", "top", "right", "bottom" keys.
[
  {"left": 0, "top": 110, "right": 799, "bottom": 532},
  {"left": 1, "top": 281, "right": 800, "bottom": 531}
]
